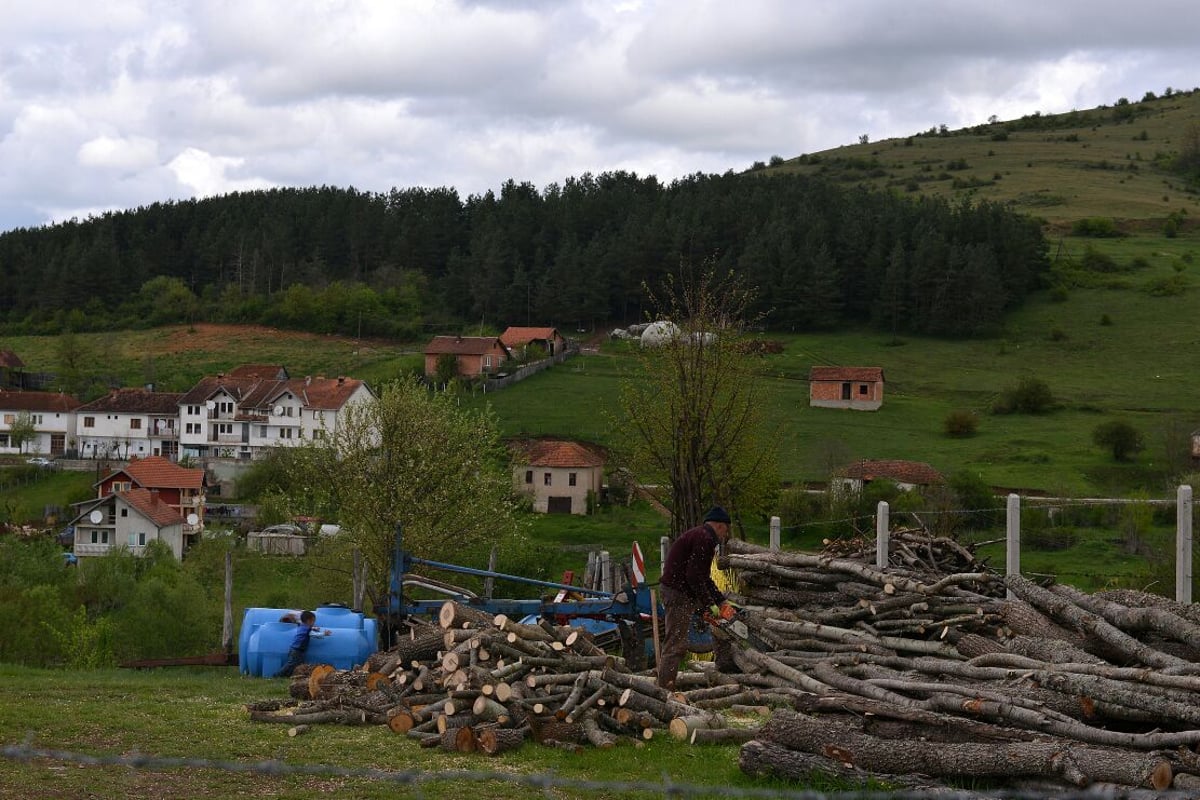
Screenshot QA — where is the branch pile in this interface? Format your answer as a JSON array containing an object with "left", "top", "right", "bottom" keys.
[
  {"left": 245, "top": 601, "right": 766, "bottom": 753},
  {"left": 722, "top": 537, "right": 1200, "bottom": 793}
]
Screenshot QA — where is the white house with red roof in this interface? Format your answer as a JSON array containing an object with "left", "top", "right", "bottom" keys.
[
  {"left": 177, "top": 365, "right": 374, "bottom": 461},
  {"left": 0, "top": 388, "right": 81, "bottom": 457},
  {"left": 509, "top": 438, "right": 606, "bottom": 515},
  {"left": 68, "top": 488, "right": 187, "bottom": 560},
  {"left": 834, "top": 459, "right": 945, "bottom": 494},
  {"left": 74, "top": 388, "right": 184, "bottom": 460}
]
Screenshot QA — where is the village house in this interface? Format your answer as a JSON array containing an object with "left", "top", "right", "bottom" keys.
[
  {"left": 68, "top": 489, "right": 187, "bottom": 560},
  {"left": 424, "top": 335, "right": 511, "bottom": 379},
  {"left": 177, "top": 365, "right": 374, "bottom": 461},
  {"left": 499, "top": 326, "right": 568, "bottom": 360},
  {"left": 809, "top": 366, "right": 885, "bottom": 411},
  {"left": 509, "top": 438, "right": 606, "bottom": 515},
  {"left": 74, "top": 388, "right": 184, "bottom": 461},
  {"left": 0, "top": 388, "right": 81, "bottom": 457},
  {"left": 0, "top": 349, "right": 27, "bottom": 389},
  {"left": 834, "top": 459, "right": 945, "bottom": 494}
]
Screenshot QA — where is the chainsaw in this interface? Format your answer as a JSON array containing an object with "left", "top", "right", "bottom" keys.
[{"left": 702, "top": 605, "right": 770, "bottom": 651}]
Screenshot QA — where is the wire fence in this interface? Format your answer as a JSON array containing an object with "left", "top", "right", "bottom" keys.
[{"left": 4, "top": 741, "right": 1195, "bottom": 800}]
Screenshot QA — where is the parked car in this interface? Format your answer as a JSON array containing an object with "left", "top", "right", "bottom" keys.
[{"left": 27, "top": 457, "right": 55, "bottom": 468}]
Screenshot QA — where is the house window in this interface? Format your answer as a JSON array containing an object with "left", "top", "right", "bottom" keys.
[
  {"left": 0, "top": 434, "right": 7, "bottom": 447},
  {"left": 525, "top": 470, "right": 533, "bottom": 484},
  {"left": 120, "top": 508, "right": 128, "bottom": 518},
  {"left": 259, "top": 426, "right": 268, "bottom": 437},
  {"left": 114, "top": 481, "right": 131, "bottom": 492},
  {"left": 279, "top": 428, "right": 294, "bottom": 439},
  {"left": 218, "top": 401, "right": 234, "bottom": 415},
  {"left": 284, "top": 406, "right": 295, "bottom": 417},
  {"left": 185, "top": 422, "right": 201, "bottom": 435},
  {"left": 858, "top": 384, "right": 869, "bottom": 396},
  {"left": 2, "top": 414, "right": 11, "bottom": 424},
  {"left": 569, "top": 472, "right": 577, "bottom": 487},
  {"left": 312, "top": 430, "right": 324, "bottom": 439},
  {"left": 129, "top": 532, "right": 147, "bottom": 546},
  {"left": 84, "top": 416, "right": 95, "bottom": 428},
  {"left": 187, "top": 405, "right": 201, "bottom": 416},
  {"left": 543, "top": 472, "right": 551, "bottom": 486},
  {"left": 484, "top": 355, "right": 493, "bottom": 370},
  {"left": 130, "top": 418, "right": 142, "bottom": 430}
]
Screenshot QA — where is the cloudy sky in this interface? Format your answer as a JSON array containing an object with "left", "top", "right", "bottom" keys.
[{"left": 1, "top": 0, "right": 1197, "bottom": 234}]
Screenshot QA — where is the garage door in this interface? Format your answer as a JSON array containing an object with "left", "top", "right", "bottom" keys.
[{"left": 547, "top": 496, "right": 573, "bottom": 514}]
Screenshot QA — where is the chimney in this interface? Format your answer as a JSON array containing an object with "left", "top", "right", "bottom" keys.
[{"left": 337, "top": 376, "right": 345, "bottom": 385}]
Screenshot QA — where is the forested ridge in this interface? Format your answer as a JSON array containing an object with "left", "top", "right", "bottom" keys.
[{"left": 0, "top": 171, "right": 1049, "bottom": 338}]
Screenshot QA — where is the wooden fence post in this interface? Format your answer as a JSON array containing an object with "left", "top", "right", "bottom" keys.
[
  {"left": 1178, "top": 485, "right": 1193, "bottom": 604},
  {"left": 660, "top": 536, "right": 670, "bottom": 572},
  {"left": 769, "top": 516, "right": 780, "bottom": 551},
  {"left": 876, "top": 501, "right": 889, "bottom": 569},
  {"left": 1006, "top": 493, "right": 1020, "bottom": 600}
]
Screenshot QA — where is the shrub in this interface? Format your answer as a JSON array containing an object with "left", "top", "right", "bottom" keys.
[
  {"left": 1071, "top": 217, "right": 1122, "bottom": 237},
  {"left": 944, "top": 410, "right": 979, "bottom": 438},
  {"left": 993, "top": 377, "right": 1054, "bottom": 415},
  {"left": 1092, "top": 419, "right": 1145, "bottom": 461}
]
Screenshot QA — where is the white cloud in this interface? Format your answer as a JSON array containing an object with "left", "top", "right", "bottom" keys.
[
  {"left": 167, "top": 147, "right": 274, "bottom": 197},
  {"left": 0, "top": 0, "right": 1198, "bottom": 232}
]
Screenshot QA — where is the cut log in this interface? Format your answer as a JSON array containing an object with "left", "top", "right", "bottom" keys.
[
  {"left": 439, "top": 600, "right": 495, "bottom": 630},
  {"left": 756, "top": 709, "right": 1172, "bottom": 789},
  {"left": 478, "top": 726, "right": 527, "bottom": 755}
]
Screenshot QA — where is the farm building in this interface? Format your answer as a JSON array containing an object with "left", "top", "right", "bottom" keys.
[
  {"left": 834, "top": 459, "right": 944, "bottom": 494},
  {"left": 509, "top": 438, "right": 606, "bottom": 515},
  {"left": 809, "top": 366, "right": 884, "bottom": 411}
]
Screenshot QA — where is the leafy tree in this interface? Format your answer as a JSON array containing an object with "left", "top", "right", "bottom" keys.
[
  {"left": 280, "top": 377, "right": 520, "bottom": 581},
  {"left": 54, "top": 330, "right": 99, "bottom": 399},
  {"left": 7, "top": 411, "right": 36, "bottom": 453},
  {"left": 1093, "top": 419, "right": 1145, "bottom": 461},
  {"left": 614, "top": 266, "right": 779, "bottom": 538}
]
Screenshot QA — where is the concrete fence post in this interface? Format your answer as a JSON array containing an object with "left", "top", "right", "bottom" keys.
[
  {"left": 876, "top": 501, "right": 889, "bottom": 569},
  {"left": 769, "top": 516, "right": 781, "bottom": 550},
  {"left": 1006, "top": 493, "right": 1021, "bottom": 600},
  {"left": 1178, "top": 485, "right": 1193, "bottom": 604}
]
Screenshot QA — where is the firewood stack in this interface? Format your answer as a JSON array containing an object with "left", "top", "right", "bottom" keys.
[
  {"left": 245, "top": 530, "right": 1200, "bottom": 792},
  {"left": 722, "top": 537, "right": 1200, "bottom": 792},
  {"left": 246, "top": 600, "right": 766, "bottom": 753}
]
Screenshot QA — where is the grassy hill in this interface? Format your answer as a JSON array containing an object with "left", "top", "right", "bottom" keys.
[
  {"left": 3, "top": 93, "right": 1199, "bottom": 498},
  {"left": 765, "top": 88, "right": 1200, "bottom": 230}
]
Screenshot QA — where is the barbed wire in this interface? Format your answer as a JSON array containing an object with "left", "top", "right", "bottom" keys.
[{"left": 3, "top": 741, "right": 1194, "bottom": 800}]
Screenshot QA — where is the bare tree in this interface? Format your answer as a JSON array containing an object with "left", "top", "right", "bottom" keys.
[{"left": 614, "top": 265, "right": 779, "bottom": 538}]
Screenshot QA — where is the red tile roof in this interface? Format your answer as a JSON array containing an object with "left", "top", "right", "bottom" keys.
[
  {"left": 76, "top": 388, "right": 183, "bottom": 414},
  {"left": 120, "top": 488, "right": 185, "bottom": 528},
  {"left": 103, "top": 455, "right": 206, "bottom": 491},
  {"left": 0, "top": 350, "right": 25, "bottom": 369},
  {"left": 500, "top": 327, "right": 563, "bottom": 347},
  {"left": 810, "top": 366, "right": 884, "bottom": 382},
  {"left": 0, "top": 389, "right": 81, "bottom": 412},
  {"left": 840, "top": 459, "right": 943, "bottom": 485},
  {"left": 510, "top": 439, "right": 606, "bottom": 468},
  {"left": 426, "top": 336, "right": 509, "bottom": 356}
]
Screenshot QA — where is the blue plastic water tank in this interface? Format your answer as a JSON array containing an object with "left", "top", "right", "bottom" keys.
[{"left": 240, "top": 604, "right": 378, "bottom": 677}]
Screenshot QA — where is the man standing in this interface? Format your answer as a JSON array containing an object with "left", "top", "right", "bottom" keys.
[{"left": 655, "top": 506, "right": 738, "bottom": 690}]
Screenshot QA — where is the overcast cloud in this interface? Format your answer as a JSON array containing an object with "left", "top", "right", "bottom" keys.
[{"left": 1, "top": 0, "right": 1196, "bottom": 233}]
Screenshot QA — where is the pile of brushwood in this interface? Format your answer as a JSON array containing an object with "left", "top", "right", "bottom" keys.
[{"left": 246, "top": 530, "right": 1200, "bottom": 794}]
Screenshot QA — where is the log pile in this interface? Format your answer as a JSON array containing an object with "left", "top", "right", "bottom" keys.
[
  {"left": 245, "top": 600, "right": 766, "bottom": 753},
  {"left": 244, "top": 532, "right": 1200, "bottom": 792},
  {"left": 722, "top": 537, "right": 1200, "bottom": 792}
]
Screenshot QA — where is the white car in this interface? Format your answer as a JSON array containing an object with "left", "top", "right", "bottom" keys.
[{"left": 27, "top": 457, "right": 55, "bottom": 468}]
